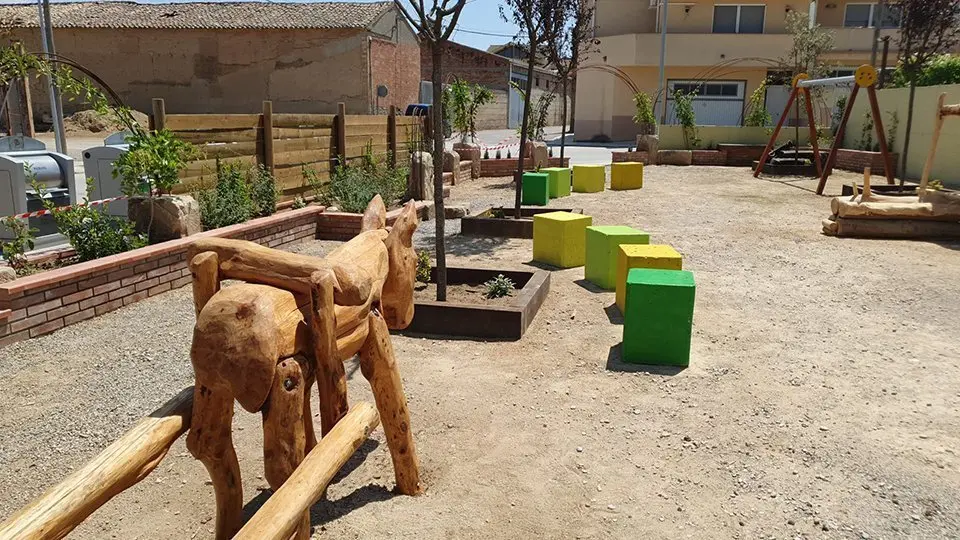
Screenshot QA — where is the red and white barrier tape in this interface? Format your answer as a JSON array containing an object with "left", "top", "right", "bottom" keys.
[{"left": 5, "top": 195, "right": 128, "bottom": 219}]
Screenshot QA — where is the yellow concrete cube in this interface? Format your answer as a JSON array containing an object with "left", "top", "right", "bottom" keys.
[
  {"left": 573, "top": 164, "right": 605, "bottom": 193},
  {"left": 611, "top": 162, "right": 643, "bottom": 190},
  {"left": 533, "top": 211, "right": 593, "bottom": 268},
  {"left": 616, "top": 244, "right": 683, "bottom": 312}
]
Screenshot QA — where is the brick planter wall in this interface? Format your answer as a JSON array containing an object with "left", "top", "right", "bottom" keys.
[
  {"left": 835, "top": 149, "right": 899, "bottom": 175},
  {"left": 692, "top": 150, "right": 728, "bottom": 166},
  {"left": 0, "top": 206, "right": 324, "bottom": 348},
  {"left": 480, "top": 157, "right": 569, "bottom": 177},
  {"left": 717, "top": 144, "right": 767, "bottom": 167},
  {"left": 611, "top": 151, "right": 651, "bottom": 164},
  {"left": 316, "top": 201, "right": 434, "bottom": 241}
]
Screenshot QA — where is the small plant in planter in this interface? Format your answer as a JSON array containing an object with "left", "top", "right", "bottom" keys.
[
  {"left": 313, "top": 146, "right": 408, "bottom": 214},
  {"left": 484, "top": 274, "right": 515, "bottom": 299},
  {"left": 0, "top": 216, "right": 37, "bottom": 276},
  {"left": 506, "top": 149, "right": 512, "bottom": 160},
  {"left": 415, "top": 250, "right": 431, "bottom": 284},
  {"left": 483, "top": 149, "right": 490, "bottom": 160},
  {"left": 632, "top": 91, "right": 656, "bottom": 135},
  {"left": 496, "top": 149, "right": 502, "bottom": 160},
  {"left": 291, "top": 194, "right": 308, "bottom": 209}
]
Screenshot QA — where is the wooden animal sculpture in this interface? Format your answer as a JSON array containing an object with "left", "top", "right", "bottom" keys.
[{"left": 185, "top": 196, "right": 421, "bottom": 540}]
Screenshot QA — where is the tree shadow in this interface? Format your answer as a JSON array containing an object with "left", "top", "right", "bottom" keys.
[
  {"left": 482, "top": 180, "right": 515, "bottom": 190},
  {"left": 606, "top": 344, "right": 686, "bottom": 375},
  {"left": 441, "top": 234, "right": 514, "bottom": 257}
]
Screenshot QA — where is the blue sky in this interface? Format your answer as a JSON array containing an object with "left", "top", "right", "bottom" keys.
[{"left": 24, "top": 0, "right": 520, "bottom": 51}]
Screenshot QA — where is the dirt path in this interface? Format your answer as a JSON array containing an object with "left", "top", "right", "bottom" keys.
[{"left": 0, "top": 167, "right": 957, "bottom": 539}]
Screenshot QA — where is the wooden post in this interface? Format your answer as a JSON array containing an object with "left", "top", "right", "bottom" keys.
[
  {"left": 0, "top": 388, "right": 193, "bottom": 540},
  {"left": 801, "top": 88, "right": 823, "bottom": 177},
  {"left": 816, "top": 85, "right": 860, "bottom": 195},
  {"left": 335, "top": 102, "right": 347, "bottom": 166},
  {"left": 189, "top": 252, "right": 220, "bottom": 317},
  {"left": 754, "top": 86, "right": 798, "bottom": 178},
  {"left": 262, "top": 100, "right": 275, "bottom": 174},
  {"left": 309, "top": 269, "right": 349, "bottom": 436},
  {"left": 151, "top": 98, "right": 166, "bottom": 131},
  {"left": 233, "top": 402, "right": 380, "bottom": 540},
  {"left": 919, "top": 93, "right": 948, "bottom": 195},
  {"left": 21, "top": 76, "right": 34, "bottom": 137},
  {"left": 866, "top": 86, "right": 895, "bottom": 185},
  {"left": 388, "top": 105, "right": 397, "bottom": 167}
]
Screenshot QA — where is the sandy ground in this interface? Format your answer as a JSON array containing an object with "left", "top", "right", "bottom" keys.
[{"left": 0, "top": 167, "right": 958, "bottom": 539}]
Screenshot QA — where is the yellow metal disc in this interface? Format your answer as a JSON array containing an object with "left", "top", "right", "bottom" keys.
[
  {"left": 792, "top": 73, "right": 809, "bottom": 88},
  {"left": 855, "top": 65, "right": 878, "bottom": 87}
]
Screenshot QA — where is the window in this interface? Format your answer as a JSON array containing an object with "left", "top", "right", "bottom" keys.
[
  {"left": 844, "top": 3, "right": 901, "bottom": 28},
  {"left": 713, "top": 5, "right": 765, "bottom": 34},
  {"left": 535, "top": 77, "right": 540, "bottom": 87}
]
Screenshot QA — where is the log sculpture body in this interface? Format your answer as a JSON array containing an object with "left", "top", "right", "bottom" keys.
[{"left": 187, "top": 196, "right": 422, "bottom": 539}]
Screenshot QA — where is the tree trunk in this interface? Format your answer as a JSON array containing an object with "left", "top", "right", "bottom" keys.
[
  {"left": 899, "top": 81, "right": 916, "bottom": 189},
  {"left": 559, "top": 78, "right": 568, "bottom": 160},
  {"left": 569, "top": 73, "right": 577, "bottom": 132},
  {"left": 431, "top": 42, "right": 447, "bottom": 301},
  {"left": 514, "top": 50, "right": 536, "bottom": 218}
]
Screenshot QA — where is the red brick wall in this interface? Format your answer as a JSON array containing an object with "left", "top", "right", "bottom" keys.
[
  {"left": 479, "top": 157, "right": 571, "bottom": 177},
  {"left": 369, "top": 38, "right": 421, "bottom": 113},
  {"left": 0, "top": 207, "right": 323, "bottom": 348},
  {"left": 317, "top": 201, "right": 434, "bottom": 241},
  {"left": 692, "top": 150, "right": 727, "bottom": 166},
  {"left": 835, "top": 149, "right": 899, "bottom": 175},
  {"left": 421, "top": 41, "right": 511, "bottom": 91},
  {"left": 718, "top": 144, "right": 767, "bottom": 167},
  {"left": 612, "top": 151, "right": 651, "bottom": 164}
]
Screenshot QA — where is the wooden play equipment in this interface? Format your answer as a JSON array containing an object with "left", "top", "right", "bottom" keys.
[
  {"left": 0, "top": 196, "right": 423, "bottom": 540},
  {"left": 755, "top": 65, "right": 896, "bottom": 196}
]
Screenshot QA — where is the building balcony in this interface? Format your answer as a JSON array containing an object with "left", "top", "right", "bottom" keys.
[{"left": 595, "top": 28, "right": 899, "bottom": 68}]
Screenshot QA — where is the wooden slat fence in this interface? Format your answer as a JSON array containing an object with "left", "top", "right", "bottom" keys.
[{"left": 149, "top": 98, "right": 427, "bottom": 201}]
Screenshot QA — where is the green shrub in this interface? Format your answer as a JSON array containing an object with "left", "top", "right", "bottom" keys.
[
  {"left": 744, "top": 83, "right": 772, "bottom": 127},
  {"left": 416, "top": 250, "right": 431, "bottom": 284},
  {"left": 893, "top": 54, "right": 960, "bottom": 87},
  {"left": 632, "top": 91, "right": 656, "bottom": 125},
  {"left": 316, "top": 147, "right": 408, "bottom": 213},
  {"left": 1, "top": 216, "right": 37, "bottom": 275},
  {"left": 674, "top": 90, "right": 701, "bottom": 149},
  {"left": 249, "top": 164, "right": 279, "bottom": 217},
  {"left": 291, "top": 195, "right": 308, "bottom": 209},
  {"left": 113, "top": 129, "right": 196, "bottom": 196},
  {"left": 198, "top": 161, "right": 252, "bottom": 230},
  {"left": 36, "top": 179, "right": 146, "bottom": 262},
  {"left": 483, "top": 274, "right": 515, "bottom": 299}
]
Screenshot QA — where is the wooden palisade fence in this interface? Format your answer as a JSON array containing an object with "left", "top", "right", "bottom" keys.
[{"left": 149, "top": 98, "right": 426, "bottom": 201}]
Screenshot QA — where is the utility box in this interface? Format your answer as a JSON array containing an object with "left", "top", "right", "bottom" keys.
[
  {"left": 0, "top": 136, "right": 78, "bottom": 239},
  {"left": 81, "top": 131, "right": 131, "bottom": 217}
]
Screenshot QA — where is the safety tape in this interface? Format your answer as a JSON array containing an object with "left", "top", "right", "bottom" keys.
[{"left": 4, "top": 195, "right": 128, "bottom": 220}]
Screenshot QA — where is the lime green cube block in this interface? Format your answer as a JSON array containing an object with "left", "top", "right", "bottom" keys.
[
  {"left": 611, "top": 162, "right": 643, "bottom": 190},
  {"left": 542, "top": 167, "right": 571, "bottom": 198},
  {"left": 533, "top": 211, "right": 593, "bottom": 268},
  {"left": 521, "top": 172, "right": 550, "bottom": 205},
  {"left": 623, "top": 268, "right": 695, "bottom": 366},
  {"left": 584, "top": 226, "right": 650, "bottom": 290},
  {"left": 572, "top": 164, "right": 605, "bottom": 193},
  {"left": 616, "top": 244, "right": 683, "bottom": 313}
]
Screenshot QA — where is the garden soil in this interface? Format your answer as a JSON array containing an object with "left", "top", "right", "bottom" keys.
[{"left": 0, "top": 168, "right": 958, "bottom": 539}]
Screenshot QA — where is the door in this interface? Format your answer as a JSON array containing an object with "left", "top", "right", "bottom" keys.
[
  {"left": 508, "top": 73, "right": 526, "bottom": 129},
  {"left": 765, "top": 85, "right": 791, "bottom": 126},
  {"left": 665, "top": 80, "right": 745, "bottom": 126}
]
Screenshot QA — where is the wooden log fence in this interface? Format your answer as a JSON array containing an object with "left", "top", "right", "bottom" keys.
[{"left": 149, "top": 99, "right": 426, "bottom": 201}]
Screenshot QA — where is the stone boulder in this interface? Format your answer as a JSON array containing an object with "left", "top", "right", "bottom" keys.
[
  {"left": 637, "top": 135, "right": 660, "bottom": 164},
  {"left": 453, "top": 142, "right": 482, "bottom": 179},
  {"left": 0, "top": 266, "right": 17, "bottom": 283},
  {"left": 444, "top": 204, "right": 470, "bottom": 219},
  {"left": 442, "top": 150, "right": 460, "bottom": 173},
  {"left": 408, "top": 151, "right": 434, "bottom": 201},
  {"left": 657, "top": 150, "right": 693, "bottom": 166},
  {"left": 128, "top": 194, "right": 201, "bottom": 243},
  {"left": 524, "top": 141, "right": 549, "bottom": 170}
]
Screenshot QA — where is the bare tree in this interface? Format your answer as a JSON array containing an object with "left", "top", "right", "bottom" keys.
[
  {"left": 394, "top": 0, "right": 467, "bottom": 301},
  {"left": 545, "top": 0, "right": 594, "bottom": 161},
  {"left": 501, "top": 0, "right": 554, "bottom": 217},
  {"left": 896, "top": 0, "right": 960, "bottom": 185}
]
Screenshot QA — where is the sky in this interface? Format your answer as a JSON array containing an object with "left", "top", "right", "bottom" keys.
[{"left": 20, "top": 0, "right": 520, "bottom": 51}]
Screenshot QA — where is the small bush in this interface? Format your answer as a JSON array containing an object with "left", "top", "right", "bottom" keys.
[
  {"left": 483, "top": 274, "right": 515, "bottom": 299},
  {"left": 114, "top": 128, "right": 196, "bottom": 196},
  {"left": 315, "top": 147, "right": 408, "bottom": 214},
  {"left": 416, "top": 250, "right": 431, "bottom": 283},
  {"left": 198, "top": 161, "right": 252, "bottom": 230},
  {"left": 249, "top": 164, "right": 279, "bottom": 217},
  {"left": 483, "top": 149, "right": 490, "bottom": 159},
  {"left": 1, "top": 216, "right": 37, "bottom": 274},
  {"left": 506, "top": 149, "right": 512, "bottom": 159},
  {"left": 632, "top": 91, "right": 656, "bottom": 125},
  {"left": 291, "top": 195, "right": 308, "bottom": 209},
  {"left": 495, "top": 149, "right": 501, "bottom": 159}
]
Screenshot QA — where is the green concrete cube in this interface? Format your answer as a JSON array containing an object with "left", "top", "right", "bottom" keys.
[
  {"left": 521, "top": 172, "right": 550, "bottom": 206},
  {"left": 542, "top": 167, "right": 571, "bottom": 198},
  {"left": 533, "top": 211, "right": 593, "bottom": 268},
  {"left": 584, "top": 225, "right": 650, "bottom": 289},
  {"left": 622, "top": 268, "right": 695, "bottom": 366}
]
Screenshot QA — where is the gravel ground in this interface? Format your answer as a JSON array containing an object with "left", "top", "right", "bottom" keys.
[{"left": 1, "top": 166, "right": 958, "bottom": 539}]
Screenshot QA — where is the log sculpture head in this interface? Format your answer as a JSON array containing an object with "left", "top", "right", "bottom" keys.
[{"left": 381, "top": 199, "right": 419, "bottom": 329}]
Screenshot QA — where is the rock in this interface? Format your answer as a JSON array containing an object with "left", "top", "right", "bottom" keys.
[
  {"left": 657, "top": 150, "right": 693, "bottom": 166},
  {"left": 442, "top": 150, "right": 460, "bottom": 173},
  {"left": 444, "top": 204, "right": 470, "bottom": 219},
  {"left": 128, "top": 194, "right": 200, "bottom": 243},
  {"left": 408, "top": 151, "right": 434, "bottom": 201},
  {"left": 453, "top": 142, "right": 481, "bottom": 179},
  {"left": 524, "top": 141, "right": 549, "bottom": 169},
  {"left": 636, "top": 134, "right": 659, "bottom": 164},
  {"left": 0, "top": 266, "right": 16, "bottom": 283}
]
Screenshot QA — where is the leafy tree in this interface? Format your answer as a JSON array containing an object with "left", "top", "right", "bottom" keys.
[
  {"left": 632, "top": 91, "right": 656, "bottom": 127},
  {"left": 394, "top": 0, "right": 467, "bottom": 301},
  {"left": 511, "top": 81, "right": 556, "bottom": 141},
  {"left": 544, "top": 0, "right": 595, "bottom": 159},
  {"left": 445, "top": 77, "right": 494, "bottom": 143},
  {"left": 896, "top": 0, "right": 960, "bottom": 183},
  {"left": 893, "top": 54, "right": 960, "bottom": 87},
  {"left": 673, "top": 90, "right": 700, "bottom": 149},
  {"left": 781, "top": 10, "right": 834, "bottom": 78}
]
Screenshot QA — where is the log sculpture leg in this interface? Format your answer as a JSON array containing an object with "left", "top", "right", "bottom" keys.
[
  {"left": 310, "top": 269, "right": 348, "bottom": 436},
  {"left": 293, "top": 356, "right": 319, "bottom": 452},
  {"left": 262, "top": 358, "right": 309, "bottom": 540},
  {"left": 358, "top": 309, "right": 422, "bottom": 495}
]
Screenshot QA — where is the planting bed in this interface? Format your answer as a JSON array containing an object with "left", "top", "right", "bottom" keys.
[{"left": 461, "top": 207, "right": 582, "bottom": 239}]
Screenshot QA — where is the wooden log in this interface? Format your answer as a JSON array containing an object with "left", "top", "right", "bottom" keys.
[
  {"left": 381, "top": 200, "right": 419, "bottom": 330},
  {"left": 261, "top": 358, "right": 309, "bottom": 540},
  {"left": 831, "top": 193, "right": 960, "bottom": 220},
  {"left": 273, "top": 114, "right": 335, "bottom": 129},
  {"left": 190, "top": 252, "right": 220, "bottom": 317},
  {"left": 822, "top": 217, "right": 839, "bottom": 236},
  {"left": 862, "top": 167, "right": 872, "bottom": 200},
  {"left": 309, "top": 269, "right": 349, "bottom": 436},
  {"left": 920, "top": 93, "right": 948, "bottom": 195},
  {"left": 358, "top": 310, "right": 422, "bottom": 495},
  {"left": 360, "top": 194, "right": 387, "bottom": 232},
  {"left": 831, "top": 217, "right": 960, "bottom": 238},
  {"left": 262, "top": 101, "right": 275, "bottom": 174},
  {"left": 233, "top": 402, "right": 380, "bottom": 540},
  {"left": 0, "top": 388, "right": 193, "bottom": 540},
  {"left": 165, "top": 114, "right": 261, "bottom": 131},
  {"left": 152, "top": 98, "right": 165, "bottom": 131},
  {"left": 174, "top": 129, "right": 259, "bottom": 144}
]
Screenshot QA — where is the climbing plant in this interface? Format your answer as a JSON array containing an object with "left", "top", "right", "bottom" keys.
[{"left": 673, "top": 90, "right": 700, "bottom": 149}]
